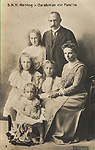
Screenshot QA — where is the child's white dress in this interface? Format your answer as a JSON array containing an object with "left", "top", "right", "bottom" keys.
[
  {"left": 16, "top": 97, "right": 45, "bottom": 125},
  {"left": 22, "top": 45, "right": 46, "bottom": 70},
  {"left": 3, "top": 70, "right": 42, "bottom": 117},
  {"left": 40, "top": 77, "right": 61, "bottom": 99}
]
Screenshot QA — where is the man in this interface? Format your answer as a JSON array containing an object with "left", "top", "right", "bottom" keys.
[{"left": 42, "top": 11, "right": 77, "bottom": 77}]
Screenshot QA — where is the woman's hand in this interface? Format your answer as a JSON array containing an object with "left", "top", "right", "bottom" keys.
[
  {"left": 39, "top": 93, "right": 50, "bottom": 99},
  {"left": 49, "top": 91, "right": 59, "bottom": 98},
  {"left": 58, "top": 89, "right": 64, "bottom": 95}
]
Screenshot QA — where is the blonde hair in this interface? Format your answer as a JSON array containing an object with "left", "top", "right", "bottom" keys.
[
  {"left": 43, "top": 60, "right": 56, "bottom": 69},
  {"left": 19, "top": 53, "right": 34, "bottom": 73},
  {"left": 28, "top": 29, "right": 41, "bottom": 45},
  {"left": 24, "top": 82, "right": 37, "bottom": 95},
  {"left": 43, "top": 60, "right": 56, "bottom": 78}
]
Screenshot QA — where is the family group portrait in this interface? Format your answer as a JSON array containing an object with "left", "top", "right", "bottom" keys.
[{"left": 1, "top": 0, "right": 95, "bottom": 149}]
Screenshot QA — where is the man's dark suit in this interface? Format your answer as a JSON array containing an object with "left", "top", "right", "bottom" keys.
[{"left": 42, "top": 26, "right": 77, "bottom": 77}]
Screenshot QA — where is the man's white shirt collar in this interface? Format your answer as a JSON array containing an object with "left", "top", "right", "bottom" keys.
[{"left": 52, "top": 26, "right": 61, "bottom": 34}]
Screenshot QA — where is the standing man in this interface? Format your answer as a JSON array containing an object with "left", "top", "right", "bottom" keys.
[{"left": 42, "top": 11, "right": 77, "bottom": 77}]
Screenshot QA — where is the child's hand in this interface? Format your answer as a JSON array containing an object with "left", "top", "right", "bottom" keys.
[
  {"left": 31, "top": 114, "right": 40, "bottom": 120},
  {"left": 30, "top": 113, "right": 35, "bottom": 119},
  {"left": 30, "top": 110, "right": 40, "bottom": 119},
  {"left": 35, "top": 114, "right": 40, "bottom": 119},
  {"left": 33, "top": 100, "right": 40, "bottom": 107}
]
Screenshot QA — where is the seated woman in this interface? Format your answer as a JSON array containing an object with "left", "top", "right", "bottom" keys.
[{"left": 43, "top": 41, "right": 88, "bottom": 144}]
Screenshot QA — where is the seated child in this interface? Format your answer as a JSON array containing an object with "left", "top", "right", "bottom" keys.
[
  {"left": 22, "top": 29, "right": 46, "bottom": 74},
  {"left": 39, "top": 60, "right": 64, "bottom": 124},
  {"left": 16, "top": 82, "right": 45, "bottom": 144},
  {"left": 40, "top": 60, "right": 61, "bottom": 100}
]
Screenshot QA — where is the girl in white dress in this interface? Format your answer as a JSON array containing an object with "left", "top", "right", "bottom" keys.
[
  {"left": 3, "top": 53, "right": 42, "bottom": 132},
  {"left": 22, "top": 29, "right": 46, "bottom": 74},
  {"left": 40, "top": 60, "right": 61, "bottom": 100},
  {"left": 16, "top": 83, "right": 45, "bottom": 144}
]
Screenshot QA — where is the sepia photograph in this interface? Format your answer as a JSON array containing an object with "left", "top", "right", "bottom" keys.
[{"left": 0, "top": 0, "right": 95, "bottom": 149}]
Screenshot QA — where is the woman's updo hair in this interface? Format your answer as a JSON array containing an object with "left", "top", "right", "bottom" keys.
[
  {"left": 61, "top": 41, "right": 78, "bottom": 55},
  {"left": 28, "top": 29, "right": 41, "bottom": 45}
]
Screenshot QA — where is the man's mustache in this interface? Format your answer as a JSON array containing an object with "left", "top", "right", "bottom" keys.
[{"left": 51, "top": 25, "right": 56, "bottom": 28}]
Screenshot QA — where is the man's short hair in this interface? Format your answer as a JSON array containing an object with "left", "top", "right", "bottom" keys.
[{"left": 50, "top": 11, "right": 61, "bottom": 20}]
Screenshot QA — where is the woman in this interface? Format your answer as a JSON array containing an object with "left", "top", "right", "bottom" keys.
[{"left": 44, "top": 41, "right": 88, "bottom": 144}]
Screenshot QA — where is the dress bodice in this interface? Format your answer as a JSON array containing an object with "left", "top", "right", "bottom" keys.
[
  {"left": 61, "top": 61, "right": 87, "bottom": 95},
  {"left": 9, "top": 70, "right": 32, "bottom": 91},
  {"left": 9, "top": 70, "right": 42, "bottom": 92},
  {"left": 22, "top": 45, "right": 46, "bottom": 70}
]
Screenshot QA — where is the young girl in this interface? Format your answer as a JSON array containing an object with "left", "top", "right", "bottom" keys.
[
  {"left": 22, "top": 29, "right": 46, "bottom": 74},
  {"left": 40, "top": 60, "right": 61, "bottom": 102},
  {"left": 15, "top": 82, "right": 45, "bottom": 144},
  {"left": 3, "top": 53, "right": 42, "bottom": 133}
]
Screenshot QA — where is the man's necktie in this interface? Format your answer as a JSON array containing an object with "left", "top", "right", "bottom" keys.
[
  {"left": 52, "top": 32, "right": 57, "bottom": 47},
  {"left": 53, "top": 32, "right": 57, "bottom": 41}
]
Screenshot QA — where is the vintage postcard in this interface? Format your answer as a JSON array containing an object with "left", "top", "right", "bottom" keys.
[{"left": 0, "top": 0, "right": 95, "bottom": 150}]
